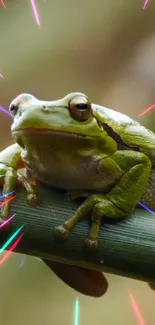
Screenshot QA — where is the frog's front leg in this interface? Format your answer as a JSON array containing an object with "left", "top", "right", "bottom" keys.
[
  {"left": 0, "top": 167, "right": 39, "bottom": 220},
  {"left": 0, "top": 144, "right": 39, "bottom": 221},
  {"left": 55, "top": 151, "right": 151, "bottom": 250},
  {"left": 0, "top": 163, "right": 18, "bottom": 220}
]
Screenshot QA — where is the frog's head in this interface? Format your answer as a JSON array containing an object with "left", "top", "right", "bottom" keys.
[{"left": 10, "top": 92, "right": 106, "bottom": 144}]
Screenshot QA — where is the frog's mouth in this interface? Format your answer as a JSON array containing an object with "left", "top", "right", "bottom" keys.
[
  {"left": 13, "top": 128, "right": 94, "bottom": 150},
  {"left": 12, "top": 128, "right": 90, "bottom": 138}
]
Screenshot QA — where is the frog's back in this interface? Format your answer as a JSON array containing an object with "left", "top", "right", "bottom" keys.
[{"left": 93, "top": 104, "right": 155, "bottom": 165}]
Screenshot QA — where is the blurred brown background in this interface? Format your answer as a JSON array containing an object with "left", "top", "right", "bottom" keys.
[{"left": 0, "top": 0, "right": 155, "bottom": 324}]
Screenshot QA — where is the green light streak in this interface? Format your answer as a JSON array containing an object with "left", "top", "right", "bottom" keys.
[
  {"left": 0, "top": 225, "right": 24, "bottom": 254},
  {"left": 74, "top": 298, "right": 79, "bottom": 325}
]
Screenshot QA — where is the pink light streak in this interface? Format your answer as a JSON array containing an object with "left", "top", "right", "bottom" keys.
[
  {"left": 129, "top": 292, "right": 146, "bottom": 325},
  {"left": 0, "top": 74, "right": 4, "bottom": 78},
  {"left": 0, "top": 233, "right": 24, "bottom": 265},
  {"left": 30, "top": 0, "right": 41, "bottom": 27},
  {"left": 0, "top": 195, "right": 16, "bottom": 207},
  {"left": 0, "top": 213, "right": 16, "bottom": 229},
  {"left": 137, "top": 103, "right": 155, "bottom": 117},
  {"left": 0, "top": 0, "right": 6, "bottom": 8},
  {"left": 143, "top": 0, "right": 149, "bottom": 9}
]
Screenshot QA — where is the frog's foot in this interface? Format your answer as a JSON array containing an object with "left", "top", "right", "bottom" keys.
[
  {"left": 55, "top": 225, "right": 70, "bottom": 240},
  {"left": 55, "top": 193, "right": 125, "bottom": 250},
  {"left": 85, "top": 238, "right": 98, "bottom": 251},
  {"left": 17, "top": 171, "right": 40, "bottom": 206},
  {"left": 27, "top": 193, "right": 40, "bottom": 206},
  {"left": 65, "top": 190, "right": 89, "bottom": 201},
  {"left": 55, "top": 194, "right": 102, "bottom": 249}
]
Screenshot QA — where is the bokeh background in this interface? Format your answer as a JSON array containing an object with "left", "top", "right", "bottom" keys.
[{"left": 0, "top": 0, "right": 155, "bottom": 324}]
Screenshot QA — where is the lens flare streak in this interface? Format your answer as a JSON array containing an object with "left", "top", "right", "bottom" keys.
[
  {"left": 0, "top": 225, "right": 24, "bottom": 254},
  {"left": 0, "top": 195, "right": 16, "bottom": 207},
  {"left": 138, "top": 202, "right": 155, "bottom": 216},
  {"left": 30, "top": 0, "right": 41, "bottom": 27},
  {"left": 0, "top": 106, "right": 13, "bottom": 118},
  {"left": 0, "top": 0, "right": 6, "bottom": 8},
  {"left": 129, "top": 292, "right": 145, "bottom": 325},
  {"left": 143, "top": 0, "right": 149, "bottom": 8},
  {"left": 74, "top": 298, "right": 79, "bottom": 325},
  {"left": 20, "top": 255, "right": 27, "bottom": 268},
  {"left": 137, "top": 103, "right": 155, "bottom": 117},
  {"left": 0, "top": 233, "right": 24, "bottom": 265},
  {"left": 0, "top": 190, "right": 16, "bottom": 199},
  {"left": 0, "top": 74, "right": 4, "bottom": 78},
  {"left": 0, "top": 213, "right": 16, "bottom": 229}
]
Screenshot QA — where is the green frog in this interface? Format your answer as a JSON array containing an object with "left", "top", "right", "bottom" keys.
[{"left": 0, "top": 92, "right": 155, "bottom": 296}]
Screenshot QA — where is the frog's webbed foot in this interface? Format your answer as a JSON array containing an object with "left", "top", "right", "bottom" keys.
[
  {"left": 55, "top": 194, "right": 104, "bottom": 250},
  {"left": 0, "top": 163, "right": 39, "bottom": 221},
  {"left": 55, "top": 193, "right": 125, "bottom": 250}
]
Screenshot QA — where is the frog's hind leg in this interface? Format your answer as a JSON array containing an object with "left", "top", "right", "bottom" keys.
[
  {"left": 55, "top": 193, "right": 124, "bottom": 249},
  {"left": 55, "top": 151, "right": 151, "bottom": 250}
]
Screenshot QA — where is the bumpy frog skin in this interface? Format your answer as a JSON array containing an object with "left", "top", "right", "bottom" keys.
[{"left": 0, "top": 92, "right": 155, "bottom": 296}]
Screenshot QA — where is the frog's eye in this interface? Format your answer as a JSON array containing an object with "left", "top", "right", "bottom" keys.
[
  {"left": 9, "top": 103, "right": 18, "bottom": 116},
  {"left": 69, "top": 96, "right": 92, "bottom": 121}
]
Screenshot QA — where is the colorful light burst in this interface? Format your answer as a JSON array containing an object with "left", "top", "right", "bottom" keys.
[
  {"left": 138, "top": 202, "right": 155, "bottom": 215},
  {"left": 143, "top": 0, "right": 149, "bottom": 9},
  {"left": 0, "top": 195, "right": 16, "bottom": 207},
  {"left": 0, "top": 0, "right": 6, "bottom": 9},
  {"left": 137, "top": 103, "right": 155, "bottom": 117},
  {"left": 0, "top": 190, "right": 16, "bottom": 199},
  {"left": 129, "top": 292, "right": 145, "bottom": 325},
  {"left": 74, "top": 298, "right": 79, "bottom": 325},
  {"left": 30, "top": 0, "right": 41, "bottom": 27},
  {"left": 0, "top": 233, "right": 24, "bottom": 265},
  {"left": 0, "top": 106, "right": 13, "bottom": 118},
  {"left": 0, "top": 213, "right": 16, "bottom": 229},
  {"left": 0, "top": 225, "right": 24, "bottom": 254},
  {"left": 19, "top": 255, "right": 27, "bottom": 268}
]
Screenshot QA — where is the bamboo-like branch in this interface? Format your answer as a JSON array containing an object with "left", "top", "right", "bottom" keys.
[{"left": 0, "top": 185, "right": 155, "bottom": 284}]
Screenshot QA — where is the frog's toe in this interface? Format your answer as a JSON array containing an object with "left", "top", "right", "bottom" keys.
[
  {"left": 27, "top": 193, "right": 40, "bottom": 206},
  {"left": 85, "top": 238, "right": 98, "bottom": 251},
  {"left": 55, "top": 225, "right": 70, "bottom": 240}
]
